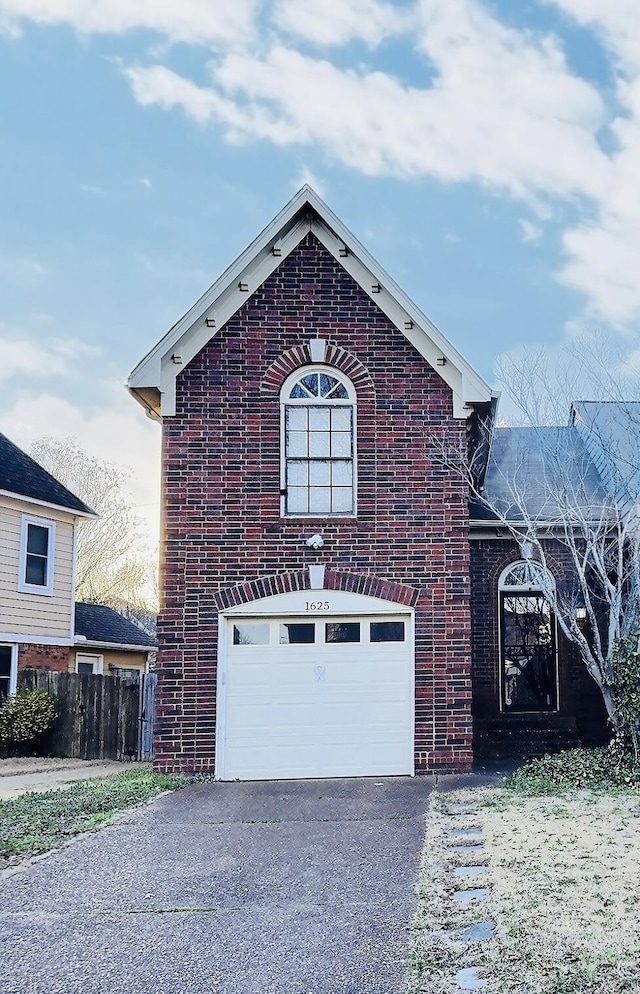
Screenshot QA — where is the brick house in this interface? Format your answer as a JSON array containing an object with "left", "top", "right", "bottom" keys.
[{"left": 128, "top": 187, "right": 610, "bottom": 778}]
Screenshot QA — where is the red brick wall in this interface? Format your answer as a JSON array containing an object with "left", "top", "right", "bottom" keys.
[
  {"left": 18, "top": 644, "right": 69, "bottom": 672},
  {"left": 156, "top": 233, "right": 473, "bottom": 774},
  {"left": 470, "top": 537, "right": 609, "bottom": 744}
]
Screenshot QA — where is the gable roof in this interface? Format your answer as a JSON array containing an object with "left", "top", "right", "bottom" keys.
[
  {"left": 0, "top": 433, "right": 95, "bottom": 517},
  {"left": 74, "top": 602, "right": 156, "bottom": 649},
  {"left": 471, "top": 425, "right": 607, "bottom": 523},
  {"left": 128, "top": 186, "right": 493, "bottom": 420},
  {"left": 571, "top": 401, "right": 640, "bottom": 512}
]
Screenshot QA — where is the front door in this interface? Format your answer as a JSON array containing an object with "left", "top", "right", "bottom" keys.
[{"left": 501, "top": 593, "right": 557, "bottom": 712}]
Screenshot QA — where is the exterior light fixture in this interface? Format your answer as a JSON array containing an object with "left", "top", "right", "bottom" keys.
[{"left": 305, "top": 534, "right": 324, "bottom": 550}]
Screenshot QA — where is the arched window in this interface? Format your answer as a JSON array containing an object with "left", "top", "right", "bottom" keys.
[
  {"left": 499, "top": 561, "right": 558, "bottom": 712},
  {"left": 281, "top": 367, "right": 356, "bottom": 516}
]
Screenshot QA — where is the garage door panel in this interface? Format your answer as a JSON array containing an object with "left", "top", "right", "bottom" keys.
[{"left": 222, "top": 612, "right": 413, "bottom": 780}]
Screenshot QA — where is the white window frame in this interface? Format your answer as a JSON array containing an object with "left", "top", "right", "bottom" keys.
[
  {"left": 280, "top": 365, "right": 357, "bottom": 518},
  {"left": 75, "top": 652, "right": 104, "bottom": 675},
  {"left": 0, "top": 643, "right": 18, "bottom": 697},
  {"left": 18, "top": 515, "right": 56, "bottom": 596}
]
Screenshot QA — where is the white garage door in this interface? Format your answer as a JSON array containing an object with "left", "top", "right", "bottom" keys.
[{"left": 220, "top": 614, "right": 413, "bottom": 780}]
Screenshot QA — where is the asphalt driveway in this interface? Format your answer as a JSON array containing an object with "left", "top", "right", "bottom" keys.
[{"left": 1, "top": 776, "right": 435, "bottom": 994}]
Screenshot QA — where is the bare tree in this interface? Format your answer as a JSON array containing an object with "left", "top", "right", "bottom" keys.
[
  {"left": 30, "top": 437, "right": 157, "bottom": 607},
  {"left": 448, "top": 340, "right": 640, "bottom": 728}
]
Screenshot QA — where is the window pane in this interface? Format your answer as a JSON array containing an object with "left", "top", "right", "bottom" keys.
[
  {"left": 77, "top": 662, "right": 95, "bottom": 675},
  {"left": 287, "top": 431, "right": 308, "bottom": 457},
  {"left": 319, "top": 373, "right": 339, "bottom": 397},
  {"left": 0, "top": 678, "right": 9, "bottom": 698},
  {"left": 309, "top": 487, "right": 331, "bottom": 513},
  {"left": 287, "top": 407, "right": 308, "bottom": 430},
  {"left": 309, "top": 407, "right": 330, "bottom": 431},
  {"left": 309, "top": 432, "right": 330, "bottom": 457},
  {"left": 0, "top": 647, "right": 12, "bottom": 679},
  {"left": 233, "top": 623, "right": 270, "bottom": 646},
  {"left": 370, "top": 621, "right": 405, "bottom": 642},
  {"left": 331, "top": 432, "right": 352, "bottom": 457},
  {"left": 280, "top": 623, "right": 315, "bottom": 644},
  {"left": 326, "top": 622, "right": 360, "bottom": 643},
  {"left": 331, "top": 487, "right": 353, "bottom": 513},
  {"left": 309, "top": 461, "right": 331, "bottom": 487},
  {"left": 27, "top": 524, "right": 49, "bottom": 556},
  {"left": 26, "top": 554, "right": 46, "bottom": 586},
  {"left": 331, "top": 408, "right": 351, "bottom": 431},
  {"left": 290, "top": 382, "right": 312, "bottom": 399},
  {"left": 287, "top": 487, "right": 309, "bottom": 514},
  {"left": 300, "top": 374, "right": 319, "bottom": 396},
  {"left": 287, "top": 461, "right": 308, "bottom": 486},
  {"left": 332, "top": 461, "right": 353, "bottom": 487},
  {"left": 326, "top": 381, "right": 348, "bottom": 399}
]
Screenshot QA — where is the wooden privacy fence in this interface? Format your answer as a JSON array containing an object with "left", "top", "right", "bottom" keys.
[{"left": 19, "top": 670, "right": 157, "bottom": 762}]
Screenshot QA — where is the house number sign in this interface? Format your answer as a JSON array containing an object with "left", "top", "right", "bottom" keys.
[{"left": 305, "top": 600, "right": 331, "bottom": 610}]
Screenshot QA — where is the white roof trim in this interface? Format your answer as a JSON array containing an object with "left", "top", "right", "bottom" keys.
[
  {"left": 73, "top": 637, "right": 155, "bottom": 652},
  {"left": 0, "top": 489, "right": 97, "bottom": 519},
  {"left": 128, "top": 186, "right": 492, "bottom": 420}
]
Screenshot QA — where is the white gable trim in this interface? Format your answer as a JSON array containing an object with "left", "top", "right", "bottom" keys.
[{"left": 128, "top": 186, "right": 492, "bottom": 420}]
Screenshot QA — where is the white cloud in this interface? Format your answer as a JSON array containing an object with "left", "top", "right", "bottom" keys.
[
  {"left": 79, "top": 183, "right": 107, "bottom": 196},
  {"left": 292, "top": 164, "right": 326, "bottom": 197},
  {"left": 519, "top": 219, "right": 543, "bottom": 245},
  {"left": 544, "top": 1, "right": 640, "bottom": 74},
  {"left": 273, "top": 0, "right": 406, "bottom": 48},
  {"left": 124, "top": 15, "right": 608, "bottom": 202},
  {"left": 0, "top": 385, "right": 161, "bottom": 543},
  {"left": 0, "top": 0, "right": 259, "bottom": 47},
  {"left": 0, "top": 256, "right": 48, "bottom": 279},
  {"left": 138, "top": 177, "right": 152, "bottom": 188},
  {"left": 0, "top": 333, "right": 98, "bottom": 380}
]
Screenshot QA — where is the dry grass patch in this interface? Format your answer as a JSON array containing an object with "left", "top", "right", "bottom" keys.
[{"left": 410, "top": 786, "right": 640, "bottom": 994}]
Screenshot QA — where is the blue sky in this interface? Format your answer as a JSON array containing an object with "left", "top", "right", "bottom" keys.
[{"left": 1, "top": 0, "right": 638, "bottom": 547}]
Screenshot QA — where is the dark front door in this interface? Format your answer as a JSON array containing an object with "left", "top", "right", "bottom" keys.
[{"left": 501, "top": 593, "right": 557, "bottom": 712}]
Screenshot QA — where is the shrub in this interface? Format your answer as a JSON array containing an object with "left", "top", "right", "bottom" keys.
[
  {"left": 0, "top": 688, "right": 57, "bottom": 750},
  {"left": 503, "top": 746, "right": 640, "bottom": 794}
]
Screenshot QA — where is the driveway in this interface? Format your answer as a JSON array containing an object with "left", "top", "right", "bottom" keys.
[{"left": 1, "top": 776, "right": 435, "bottom": 994}]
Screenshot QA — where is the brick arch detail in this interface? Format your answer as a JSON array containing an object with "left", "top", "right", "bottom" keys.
[
  {"left": 261, "top": 343, "right": 375, "bottom": 402},
  {"left": 214, "top": 569, "right": 419, "bottom": 611}
]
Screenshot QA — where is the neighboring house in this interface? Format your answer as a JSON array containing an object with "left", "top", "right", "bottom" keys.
[
  {"left": 72, "top": 602, "right": 156, "bottom": 677},
  {"left": 128, "top": 186, "right": 614, "bottom": 780},
  {"left": 0, "top": 432, "right": 96, "bottom": 697}
]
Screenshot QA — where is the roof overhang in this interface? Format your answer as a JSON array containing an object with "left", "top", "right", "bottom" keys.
[
  {"left": 0, "top": 489, "right": 98, "bottom": 519},
  {"left": 128, "top": 186, "right": 492, "bottom": 421},
  {"left": 73, "top": 636, "right": 155, "bottom": 652}
]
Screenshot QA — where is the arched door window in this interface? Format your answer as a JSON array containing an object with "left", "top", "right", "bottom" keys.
[
  {"left": 281, "top": 367, "right": 356, "bottom": 516},
  {"left": 499, "top": 561, "right": 558, "bottom": 712}
]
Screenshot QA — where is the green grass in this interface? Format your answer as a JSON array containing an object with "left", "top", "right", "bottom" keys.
[{"left": 0, "top": 768, "right": 185, "bottom": 860}]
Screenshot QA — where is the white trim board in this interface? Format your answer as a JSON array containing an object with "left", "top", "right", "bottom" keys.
[{"left": 128, "top": 186, "right": 493, "bottom": 420}]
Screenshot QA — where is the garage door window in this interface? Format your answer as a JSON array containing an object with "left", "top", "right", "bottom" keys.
[
  {"left": 280, "top": 623, "right": 315, "bottom": 644},
  {"left": 233, "top": 623, "right": 270, "bottom": 646},
  {"left": 370, "top": 621, "right": 405, "bottom": 642},
  {"left": 325, "top": 622, "right": 360, "bottom": 643}
]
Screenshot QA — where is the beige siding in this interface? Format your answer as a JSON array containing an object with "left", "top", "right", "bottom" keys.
[
  {"left": 0, "top": 496, "right": 75, "bottom": 640},
  {"left": 68, "top": 649, "right": 149, "bottom": 675}
]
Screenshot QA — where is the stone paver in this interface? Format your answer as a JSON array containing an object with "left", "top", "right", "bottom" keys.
[
  {"left": 455, "top": 966, "right": 487, "bottom": 990},
  {"left": 1, "top": 776, "right": 434, "bottom": 994}
]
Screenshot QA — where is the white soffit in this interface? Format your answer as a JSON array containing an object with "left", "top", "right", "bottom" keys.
[{"left": 128, "top": 186, "right": 492, "bottom": 419}]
